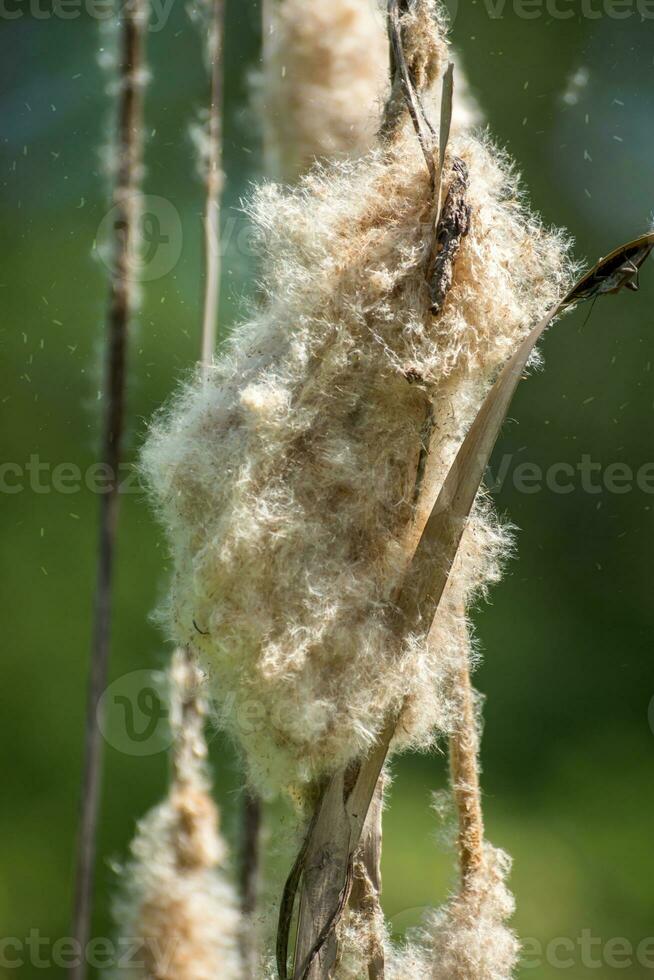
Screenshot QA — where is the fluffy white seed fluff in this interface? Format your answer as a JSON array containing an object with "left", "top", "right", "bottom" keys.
[
  {"left": 259, "top": 0, "right": 481, "bottom": 182},
  {"left": 108, "top": 655, "right": 242, "bottom": 979},
  {"left": 260, "top": 0, "right": 388, "bottom": 181},
  {"left": 108, "top": 797, "right": 243, "bottom": 980},
  {"left": 423, "top": 845, "right": 519, "bottom": 979},
  {"left": 383, "top": 847, "right": 518, "bottom": 980},
  {"left": 142, "top": 101, "right": 571, "bottom": 797},
  {"left": 386, "top": 940, "right": 432, "bottom": 979}
]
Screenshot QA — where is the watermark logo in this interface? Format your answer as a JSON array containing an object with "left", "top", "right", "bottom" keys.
[
  {"left": 95, "top": 194, "right": 183, "bottom": 283},
  {"left": 98, "top": 669, "right": 172, "bottom": 757},
  {"left": 385, "top": 916, "right": 654, "bottom": 971}
]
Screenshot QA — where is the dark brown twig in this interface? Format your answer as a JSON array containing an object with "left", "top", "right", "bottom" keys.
[
  {"left": 71, "top": 4, "right": 147, "bottom": 976},
  {"left": 427, "top": 157, "right": 471, "bottom": 313},
  {"left": 380, "top": 0, "right": 436, "bottom": 183},
  {"left": 240, "top": 789, "right": 263, "bottom": 973}
]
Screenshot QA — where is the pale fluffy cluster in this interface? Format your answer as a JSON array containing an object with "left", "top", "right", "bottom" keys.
[
  {"left": 260, "top": 0, "right": 388, "bottom": 181},
  {"left": 108, "top": 655, "right": 242, "bottom": 980},
  {"left": 423, "top": 845, "right": 519, "bottom": 979},
  {"left": 384, "top": 847, "right": 518, "bottom": 980},
  {"left": 386, "top": 941, "right": 432, "bottom": 980},
  {"left": 259, "top": 0, "right": 481, "bottom": 182},
  {"left": 142, "top": 96, "right": 571, "bottom": 795},
  {"left": 334, "top": 907, "right": 387, "bottom": 979},
  {"left": 108, "top": 797, "right": 242, "bottom": 980}
]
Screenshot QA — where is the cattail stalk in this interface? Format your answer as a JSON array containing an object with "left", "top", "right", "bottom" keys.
[
  {"left": 107, "top": 651, "right": 243, "bottom": 980},
  {"left": 196, "top": 0, "right": 265, "bottom": 959},
  {"left": 449, "top": 614, "right": 484, "bottom": 888},
  {"left": 260, "top": 0, "right": 276, "bottom": 174},
  {"left": 153, "top": 0, "right": 249, "bottom": 972},
  {"left": 71, "top": 3, "right": 147, "bottom": 974},
  {"left": 199, "top": 0, "right": 225, "bottom": 374},
  {"left": 239, "top": 789, "right": 263, "bottom": 974},
  {"left": 142, "top": 3, "right": 573, "bottom": 976}
]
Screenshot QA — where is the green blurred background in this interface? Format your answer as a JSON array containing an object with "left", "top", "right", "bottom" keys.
[{"left": 2, "top": 1, "right": 653, "bottom": 976}]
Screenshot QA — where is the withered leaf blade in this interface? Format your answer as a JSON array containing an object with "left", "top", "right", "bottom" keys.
[
  {"left": 279, "top": 233, "right": 652, "bottom": 978},
  {"left": 396, "top": 232, "right": 653, "bottom": 629}
]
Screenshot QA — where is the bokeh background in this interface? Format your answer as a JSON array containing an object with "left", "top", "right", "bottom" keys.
[{"left": 2, "top": 1, "right": 654, "bottom": 977}]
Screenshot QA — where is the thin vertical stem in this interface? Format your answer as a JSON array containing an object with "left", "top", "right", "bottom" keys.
[
  {"left": 200, "top": 0, "right": 225, "bottom": 375},
  {"left": 449, "top": 615, "right": 485, "bottom": 889},
  {"left": 260, "top": 0, "right": 276, "bottom": 173},
  {"left": 239, "top": 790, "right": 263, "bottom": 973},
  {"left": 71, "top": 3, "right": 147, "bottom": 976}
]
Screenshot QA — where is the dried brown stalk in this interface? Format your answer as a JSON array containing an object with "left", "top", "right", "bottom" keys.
[
  {"left": 71, "top": 5, "right": 147, "bottom": 976},
  {"left": 173, "top": 0, "right": 259, "bottom": 969},
  {"left": 448, "top": 613, "right": 484, "bottom": 888},
  {"left": 260, "top": 0, "right": 277, "bottom": 173},
  {"left": 240, "top": 789, "right": 263, "bottom": 974},
  {"left": 379, "top": 0, "right": 436, "bottom": 175},
  {"left": 199, "top": 0, "right": 225, "bottom": 375}
]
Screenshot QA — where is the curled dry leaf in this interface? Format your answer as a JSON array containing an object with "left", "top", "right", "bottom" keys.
[{"left": 283, "top": 231, "right": 654, "bottom": 974}]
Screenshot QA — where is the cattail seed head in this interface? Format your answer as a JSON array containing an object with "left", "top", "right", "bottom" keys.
[
  {"left": 142, "top": 3, "right": 572, "bottom": 798},
  {"left": 108, "top": 654, "right": 243, "bottom": 979},
  {"left": 259, "top": 0, "right": 388, "bottom": 181},
  {"left": 424, "top": 845, "right": 519, "bottom": 980}
]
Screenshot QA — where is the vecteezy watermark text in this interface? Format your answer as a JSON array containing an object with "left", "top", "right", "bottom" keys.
[
  {"left": 480, "top": 0, "right": 654, "bottom": 18},
  {"left": 4, "top": 0, "right": 654, "bottom": 26},
  {"left": 0, "top": 931, "right": 179, "bottom": 970},
  {"left": 0, "top": 456, "right": 139, "bottom": 495},
  {"left": 0, "top": 0, "right": 175, "bottom": 30},
  {"left": 4, "top": 452, "right": 654, "bottom": 497}
]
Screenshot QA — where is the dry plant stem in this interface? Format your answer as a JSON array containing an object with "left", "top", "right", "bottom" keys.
[
  {"left": 289, "top": 732, "right": 393, "bottom": 980},
  {"left": 347, "top": 777, "right": 386, "bottom": 980},
  {"left": 239, "top": 790, "right": 263, "bottom": 974},
  {"left": 261, "top": 0, "right": 276, "bottom": 66},
  {"left": 380, "top": 0, "right": 436, "bottom": 175},
  {"left": 198, "top": 0, "right": 265, "bottom": 959},
  {"left": 260, "top": 0, "right": 276, "bottom": 172},
  {"left": 449, "top": 616, "right": 484, "bottom": 887},
  {"left": 71, "top": 5, "right": 146, "bottom": 975},
  {"left": 200, "top": 0, "right": 225, "bottom": 375}
]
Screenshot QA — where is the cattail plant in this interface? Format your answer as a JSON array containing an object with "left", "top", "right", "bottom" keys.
[
  {"left": 108, "top": 651, "right": 242, "bottom": 980},
  {"left": 142, "top": 0, "right": 570, "bottom": 804},
  {"left": 72, "top": 3, "right": 148, "bottom": 975},
  {"left": 140, "top": 1, "right": 579, "bottom": 976},
  {"left": 107, "top": 1, "right": 247, "bottom": 977},
  {"left": 83, "top": 0, "right": 652, "bottom": 976},
  {"left": 191, "top": 0, "right": 266, "bottom": 968},
  {"left": 188, "top": 0, "right": 226, "bottom": 374}
]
